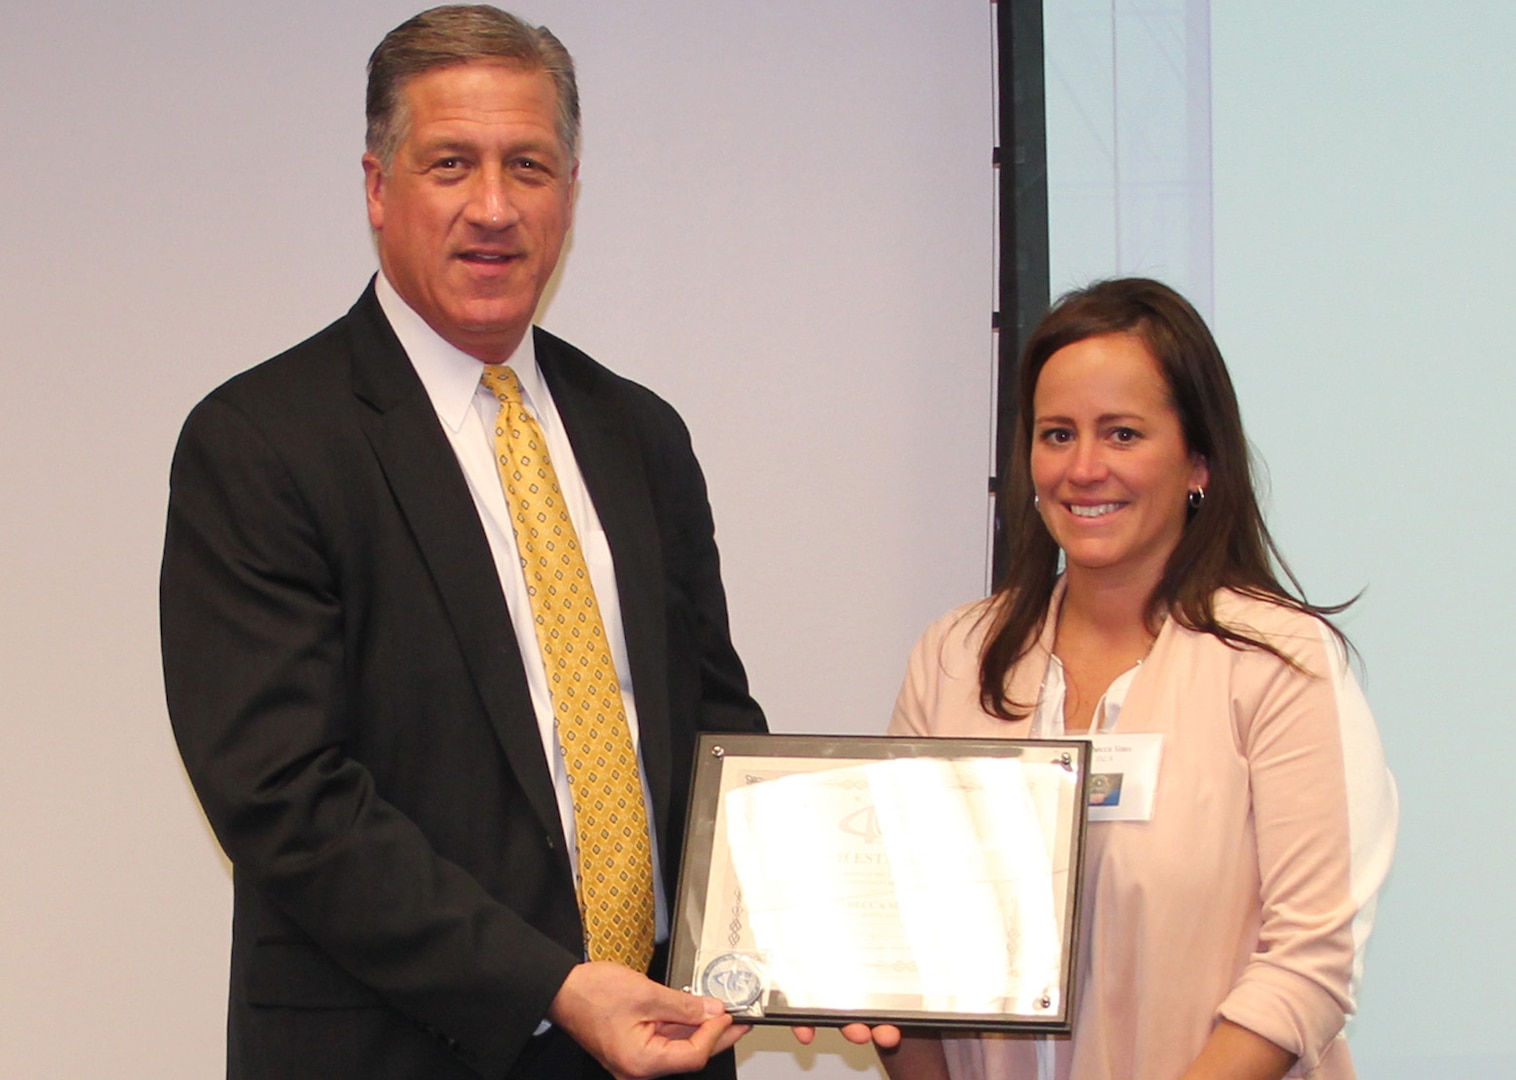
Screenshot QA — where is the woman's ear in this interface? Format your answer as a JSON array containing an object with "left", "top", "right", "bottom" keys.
[{"left": 1190, "top": 453, "right": 1210, "bottom": 492}]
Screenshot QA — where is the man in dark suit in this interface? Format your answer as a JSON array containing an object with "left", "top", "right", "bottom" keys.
[{"left": 160, "top": 7, "right": 765, "bottom": 1078}]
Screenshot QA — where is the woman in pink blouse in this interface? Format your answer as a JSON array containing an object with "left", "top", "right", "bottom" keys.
[{"left": 878, "top": 279, "right": 1397, "bottom": 1080}]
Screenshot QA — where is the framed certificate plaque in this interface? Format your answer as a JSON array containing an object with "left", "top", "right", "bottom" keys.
[{"left": 668, "top": 733, "right": 1091, "bottom": 1032}]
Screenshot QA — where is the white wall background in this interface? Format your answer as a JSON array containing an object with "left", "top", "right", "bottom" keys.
[
  {"left": 1045, "top": 0, "right": 1213, "bottom": 316},
  {"left": 0, "top": 3, "right": 993, "bottom": 1078},
  {"left": 1047, "top": 1, "right": 1516, "bottom": 1076}
]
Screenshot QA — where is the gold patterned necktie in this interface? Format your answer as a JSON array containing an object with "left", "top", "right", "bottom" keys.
[{"left": 480, "top": 364, "right": 656, "bottom": 973}]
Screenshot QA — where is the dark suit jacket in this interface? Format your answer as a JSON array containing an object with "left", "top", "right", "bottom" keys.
[{"left": 161, "top": 284, "right": 766, "bottom": 1079}]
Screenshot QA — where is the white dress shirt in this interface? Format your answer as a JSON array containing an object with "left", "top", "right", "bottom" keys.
[{"left": 375, "top": 273, "right": 669, "bottom": 943}]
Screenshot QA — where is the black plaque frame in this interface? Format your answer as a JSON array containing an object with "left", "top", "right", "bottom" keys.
[{"left": 668, "top": 733, "right": 1090, "bottom": 1033}]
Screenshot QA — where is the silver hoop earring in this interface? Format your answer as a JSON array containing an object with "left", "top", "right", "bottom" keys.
[
  {"left": 1033, "top": 493, "right": 1041, "bottom": 511},
  {"left": 1187, "top": 487, "right": 1205, "bottom": 510}
]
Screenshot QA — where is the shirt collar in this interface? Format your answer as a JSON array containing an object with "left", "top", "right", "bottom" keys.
[{"left": 374, "top": 271, "right": 547, "bottom": 431}]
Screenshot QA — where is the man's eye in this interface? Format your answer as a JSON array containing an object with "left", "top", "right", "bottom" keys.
[{"left": 514, "top": 157, "right": 563, "bottom": 182}]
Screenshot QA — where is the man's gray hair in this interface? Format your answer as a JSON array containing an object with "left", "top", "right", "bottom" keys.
[{"left": 366, "top": 5, "right": 580, "bottom": 166}]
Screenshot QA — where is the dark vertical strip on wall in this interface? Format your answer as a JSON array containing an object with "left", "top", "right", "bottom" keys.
[{"left": 991, "top": 0, "right": 1050, "bottom": 588}]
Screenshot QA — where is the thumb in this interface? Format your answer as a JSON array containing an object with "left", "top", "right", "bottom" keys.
[{"left": 647, "top": 981, "right": 726, "bottom": 1024}]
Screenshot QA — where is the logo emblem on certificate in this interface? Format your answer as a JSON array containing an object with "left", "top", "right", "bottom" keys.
[{"left": 700, "top": 953, "right": 766, "bottom": 1011}]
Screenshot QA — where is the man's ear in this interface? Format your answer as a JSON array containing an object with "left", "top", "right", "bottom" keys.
[{"left": 362, "top": 153, "right": 386, "bottom": 231}]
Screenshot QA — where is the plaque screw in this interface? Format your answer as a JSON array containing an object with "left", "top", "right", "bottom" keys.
[
  {"left": 1039, "top": 994, "right": 1052, "bottom": 1009},
  {"left": 711, "top": 745, "right": 725, "bottom": 758},
  {"left": 1059, "top": 752, "right": 1072, "bottom": 771}
]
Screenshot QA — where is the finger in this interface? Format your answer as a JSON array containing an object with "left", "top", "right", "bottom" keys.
[
  {"left": 791, "top": 1025, "right": 817, "bottom": 1045},
  {"left": 639, "top": 1015, "right": 731, "bottom": 1079},
  {"left": 680, "top": 1011, "right": 736, "bottom": 1060},
  {"left": 652, "top": 1021, "right": 700, "bottom": 1040},
  {"left": 649, "top": 985, "right": 725, "bottom": 1026},
  {"left": 835, "top": 1023, "right": 901, "bottom": 1047},
  {"left": 712, "top": 1022, "right": 752, "bottom": 1056}
]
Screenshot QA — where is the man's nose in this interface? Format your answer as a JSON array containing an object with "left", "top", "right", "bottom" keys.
[{"left": 469, "top": 169, "right": 520, "bottom": 229}]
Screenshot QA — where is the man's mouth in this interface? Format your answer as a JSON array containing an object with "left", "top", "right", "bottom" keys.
[{"left": 459, "top": 251, "right": 518, "bottom": 264}]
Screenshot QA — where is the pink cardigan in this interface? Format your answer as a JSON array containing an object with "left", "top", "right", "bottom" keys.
[{"left": 888, "top": 588, "right": 1397, "bottom": 1079}]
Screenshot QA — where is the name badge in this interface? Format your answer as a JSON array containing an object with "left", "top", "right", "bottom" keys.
[{"left": 1086, "top": 733, "right": 1163, "bottom": 822}]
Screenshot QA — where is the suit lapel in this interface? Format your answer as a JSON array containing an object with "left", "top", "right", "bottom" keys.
[
  {"left": 537, "top": 331, "right": 675, "bottom": 833},
  {"left": 343, "top": 286, "right": 563, "bottom": 842}
]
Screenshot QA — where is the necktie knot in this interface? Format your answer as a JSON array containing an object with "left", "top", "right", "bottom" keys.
[{"left": 480, "top": 363, "right": 524, "bottom": 405}]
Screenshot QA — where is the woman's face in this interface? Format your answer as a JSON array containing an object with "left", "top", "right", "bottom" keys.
[{"left": 1030, "top": 332, "right": 1208, "bottom": 587}]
